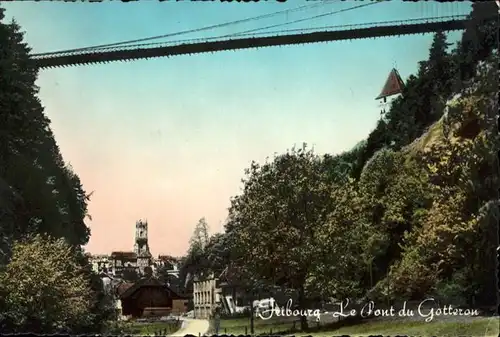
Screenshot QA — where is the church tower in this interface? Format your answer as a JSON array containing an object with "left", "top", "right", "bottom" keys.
[{"left": 134, "top": 219, "right": 152, "bottom": 274}]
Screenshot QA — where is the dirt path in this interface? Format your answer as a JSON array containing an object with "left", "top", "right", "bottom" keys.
[{"left": 170, "top": 318, "right": 210, "bottom": 336}]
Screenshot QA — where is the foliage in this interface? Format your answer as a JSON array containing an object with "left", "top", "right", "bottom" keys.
[
  {"left": 0, "top": 7, "right": 91, "bottom": 256},
  {"left": 458, "top": 2, "right": 498, "bottom": 81},
  {"left": 189, "top": 217, "right": 210, "bottom": 254},
  {"left": 0, "top": 8, "right": 110, "bottom": 334},
  {"left": 353, "top": 28, "right": 456, "bottom": 178},
  {"left": 307, "top": 179, "right": 376, "bottom": 300},
  {"left": 322, "top": 140, "right": 365, "bottom": 184},
  {"left": 225, "top": 144, "right": 372, "bottom": 329},
  {"left": 82, "top": 254, "right": 118, "bottom": 331},
  {"left": 204, "top": 232, "right": 231, "bottom": 275},
  {"left": 432, "top": 268, "right": 469, "bottom": 307},
  {"left": 0, "top": 235, "right": 94, "bottom": 333},
  {"left": 374, "top": 50, "right": 498, "bottom": 303},
  {"left": 179, "top": 217, "right": 212, "bottom": 293},
  {"left": 1, "top": 2, "right": 498, "bottom": 334},
  {"left": 121, "top": 267, "right": 140, "bottom": 282},
  {"left": 220, "top": 7, "right": 498, "bottom": 315}
]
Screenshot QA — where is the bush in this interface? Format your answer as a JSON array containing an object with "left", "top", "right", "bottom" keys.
[
  {"left": 432, "top": 269, "right": 470, "bottom": 307},
  {"left": 0, "top": 235, "right": 95, "bottom": 333}
]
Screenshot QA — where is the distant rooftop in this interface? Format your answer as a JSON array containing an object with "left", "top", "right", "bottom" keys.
[{"left": 111, "top": 251, "right": 137, "bottom": 259}]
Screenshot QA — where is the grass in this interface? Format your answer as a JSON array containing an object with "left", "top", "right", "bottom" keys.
[
  {"left": 218, "top": 316, "right": 300, "bottom": 335},
  {"left": 313, "top": 317, "right": 499, "bottom": 337},
  {"left": 105, "top": 319, "right": 182, "bottom": 336},
  {"left": 217, "top": 316, "right": 499, "bottom": 337}
]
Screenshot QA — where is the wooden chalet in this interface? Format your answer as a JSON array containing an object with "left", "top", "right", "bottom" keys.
[{"left": 119, "top": 277, "right": 189, "bottom": 318}]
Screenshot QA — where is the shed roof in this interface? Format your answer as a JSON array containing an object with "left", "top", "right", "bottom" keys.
[
  {"left": 119, "top": 277, "right": 187, "bottom": 300},
  {"left": 116, "top": 282, "right": 134, "bottom": 296}
]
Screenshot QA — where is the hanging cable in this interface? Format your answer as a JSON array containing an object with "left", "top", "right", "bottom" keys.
[
  {"left": 220, "top": 1, "right": 385, "bottom": 38},
  {"left": 31, "top": 15, "right": 464, "bottom": 57},
  {"left": 33, "top": 0, "right": 339, "bottom": 56}
]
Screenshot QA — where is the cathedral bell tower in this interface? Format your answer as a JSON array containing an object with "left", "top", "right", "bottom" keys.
[{"left": 134, "top": 219, "right": 152, "bottom": 274}]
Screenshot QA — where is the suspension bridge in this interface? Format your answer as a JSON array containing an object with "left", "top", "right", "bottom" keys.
[{"left": 28, "top": 1, "right": 484, "bottom": 69}]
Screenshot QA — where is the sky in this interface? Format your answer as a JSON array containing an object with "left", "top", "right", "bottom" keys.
[{"left": 2, "top": 0, "right": 472, "bottom": 257}]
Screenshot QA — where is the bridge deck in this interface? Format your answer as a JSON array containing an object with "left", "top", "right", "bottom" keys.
[{"left": 31, "top": 19, "right": 470, "bottom": 69}]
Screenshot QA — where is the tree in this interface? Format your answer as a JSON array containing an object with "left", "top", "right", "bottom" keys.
[
  {"left": 189, "top": 217, "right": 210, "bottom": 254},
  {"left": 0, "top": 8, "right": 114, "bottom": 333},
  {"left": 0, "top": 235, "right": 94, "bottom": 333},
  {"left": 77, "top": 251, "right": 117, "bottom": 332},
  {"left": 322, "top": 141, "right": 365, "bottom": 185},
  {"left": 369, "top": 53, "right": 498, "bottom": 304},
  {"left": 307, "top": 179, "right": 380, "bottom": 301},
  {"left": 352, "top": 31, "right": 455, "bottom": 178},
  {"left": 179, "top": 217, "right": 212, "bottom": 293},
  {"left": 0, "top": 6, "right": 91, "bottom": 258},
  {"left": 0, "top": 176, "right": 23, "bottom": 265},
  {"left": 157, "top": 268, "right": 182, "bottom": 288},
  {"left": 204, "top": 232, "right": 231, "bottom": 275},
  {"left": 226, "top": 144, "right": 336, "bottom": 330},
  {"left": 221, "top": 224, "right": 276, "bottom": 333},
  {"left": 459, "top": 1, "right": 498, "bottom": 81},
  {"left": 122, "top": 267, "right": 140, "bottom": 282}
]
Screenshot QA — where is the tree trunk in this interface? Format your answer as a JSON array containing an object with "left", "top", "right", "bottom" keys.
[{"left": 298, "top": 285, "right": 308, "bottom": 331}]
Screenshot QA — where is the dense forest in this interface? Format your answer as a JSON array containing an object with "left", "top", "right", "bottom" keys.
[
  {"left": 184, "top": 1, "right": 499, "bottom": 331},
  {"left": 0, "top": 2, "right": 498, "bottom": 335}
]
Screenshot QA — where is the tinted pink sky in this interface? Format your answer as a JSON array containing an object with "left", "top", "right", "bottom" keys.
[{"left": 4, "top": 1, "right": 468, "bottom": 257}]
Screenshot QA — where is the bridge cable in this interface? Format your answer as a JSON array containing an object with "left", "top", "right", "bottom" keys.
[
  {"left": 39, "top": 15, "right": 463, "bottom": 55},
  {"left": 33, "top": 1, "right": 383, "bottom": 56},
  {"left": 220, "top": 1, "right": 385, "bottom": 38},
  {"left": 32, "top": 0, "right": 339, "bottom": 56},
  {"left": 85, "top": 1, "right": 386, "bottom": 50}
]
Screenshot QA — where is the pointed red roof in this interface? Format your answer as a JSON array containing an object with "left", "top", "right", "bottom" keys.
[{"left": 375, "top": 68, "right": 405, "bottom": 100}]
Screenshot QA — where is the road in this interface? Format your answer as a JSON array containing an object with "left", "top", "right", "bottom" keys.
[{"left": 169, "top": 318, "right": 210, "bottom": 336}]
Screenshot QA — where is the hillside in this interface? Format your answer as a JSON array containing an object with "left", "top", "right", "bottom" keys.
[{"left": 362, "top": 53, "right": 498, "bottom": 306}]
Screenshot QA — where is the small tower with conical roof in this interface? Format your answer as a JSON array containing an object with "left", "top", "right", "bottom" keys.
[{"left": 376, "top": 68, "right": 405, "bottom": 119}]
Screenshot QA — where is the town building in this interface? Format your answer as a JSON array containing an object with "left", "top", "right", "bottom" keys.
[
  {"left": 156, "top": 255, "right": 181, "bottom": 279},
  {"left": 193, "top": 273, "right": 221, "bottom": 319},
  {"left": 192, "top": 266, "right": 299, "bottom": 318},
  {"left": 192, "top": 266, "right": 254, "bottom": 318},
  {"left": 88, "top": 219, "right": 181, "bottom": 279},
  {"left": 90, "top": 254, "right": 114, "bottom": 275}
]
